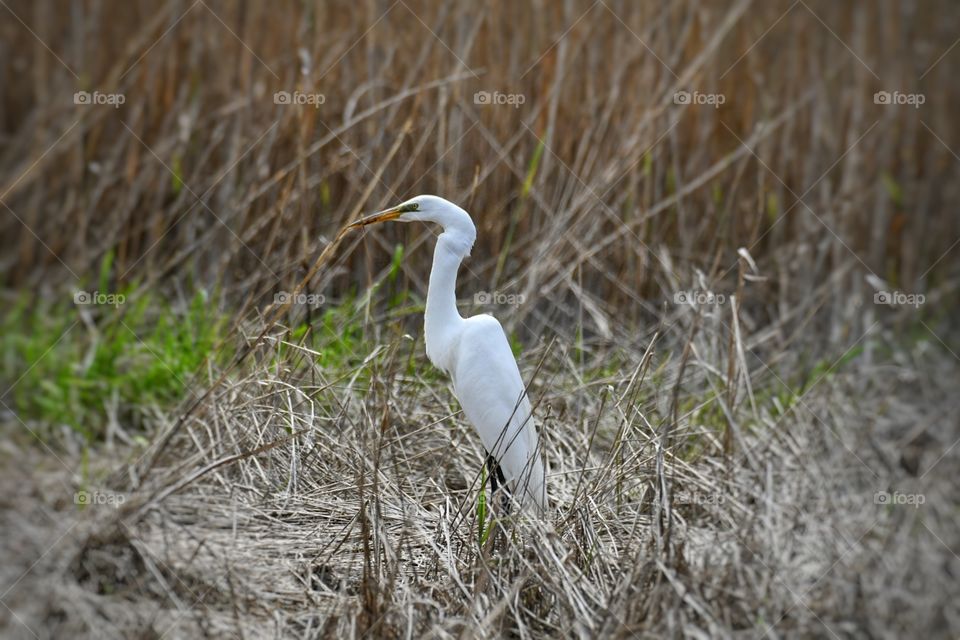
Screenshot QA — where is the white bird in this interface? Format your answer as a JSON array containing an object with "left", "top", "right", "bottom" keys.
[{"left": 350, "top": 195, "right": 547, "bottom": 513}]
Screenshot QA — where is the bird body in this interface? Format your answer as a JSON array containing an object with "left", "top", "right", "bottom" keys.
[
  {"left": 449, "top": 314, "right": 545, "bottom": 511},
  {"left": 350, "top": 195, "right": 546, "bottom": 512}
]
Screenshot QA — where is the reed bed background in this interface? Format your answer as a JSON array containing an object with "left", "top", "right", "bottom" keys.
[{"left": 1, "top": 1, "right": 958, "bottom": 637}]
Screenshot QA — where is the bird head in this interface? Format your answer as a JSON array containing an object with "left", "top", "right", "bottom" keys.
[{"left": 349, "top": 194, "right": 476, "bottom": 255}]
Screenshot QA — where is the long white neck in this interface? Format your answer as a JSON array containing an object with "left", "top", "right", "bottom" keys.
[{"left": 424, "top": 233, "right": 465, "bottom": 370}]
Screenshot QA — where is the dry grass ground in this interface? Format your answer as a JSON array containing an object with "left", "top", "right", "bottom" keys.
[
  {"left": 1, "top": 1, "right": 959, "bottom": 638},
  {"left": 2, "top": 320, "right": 959, "bottom": 638}
]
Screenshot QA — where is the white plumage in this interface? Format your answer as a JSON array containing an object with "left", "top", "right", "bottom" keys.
[{"left": 350, "top": 195, "right": 547, "bottom": 512}]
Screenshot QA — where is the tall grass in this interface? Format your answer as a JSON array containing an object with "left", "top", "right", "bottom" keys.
[
  {"left": 1, "top": 1, "right": 959, "bottom": 638},
  {"left": 1, "top": 1, "right": 956, "bottom": 337}
]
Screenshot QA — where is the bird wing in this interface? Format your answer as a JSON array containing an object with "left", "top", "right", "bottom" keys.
[{"left": 449, "top": 314, "right": 546, "bottom": 511}]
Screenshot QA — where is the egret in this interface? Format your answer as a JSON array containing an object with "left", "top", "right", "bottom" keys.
[{"left": 350, "top": 195, "right": 547, "bottom": 513}]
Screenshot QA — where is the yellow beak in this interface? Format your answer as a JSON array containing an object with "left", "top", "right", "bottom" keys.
[{"left": 348, "top": 205, "right": 406, "bottom": 229}]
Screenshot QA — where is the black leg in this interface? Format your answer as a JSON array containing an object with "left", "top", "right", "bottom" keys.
[{"left": 485, "top": 453, "right": 512, "bottom": 515}]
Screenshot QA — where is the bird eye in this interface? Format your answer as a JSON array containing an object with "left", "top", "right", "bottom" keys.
[{"left": 405, "top": 202, "right": 419, "bottom": 212}]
